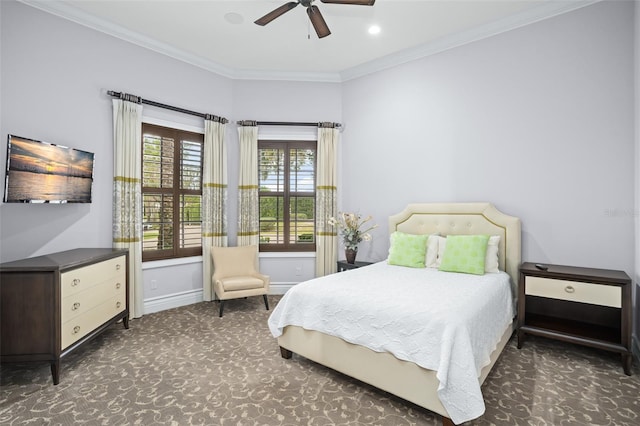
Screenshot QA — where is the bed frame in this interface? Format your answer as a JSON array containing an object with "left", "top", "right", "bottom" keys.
[{"left": 277, "top": 203, "right": 521, "bottom": 425}]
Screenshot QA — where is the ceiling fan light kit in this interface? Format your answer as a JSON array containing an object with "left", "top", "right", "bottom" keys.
[{"left": 255, "top": 0, "right": 375, "bottom": 39}]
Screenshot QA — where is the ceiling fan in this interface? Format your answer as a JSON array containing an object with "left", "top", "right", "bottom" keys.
[{"left": 255, "top": 0, "right": 376, "bottom": 39}]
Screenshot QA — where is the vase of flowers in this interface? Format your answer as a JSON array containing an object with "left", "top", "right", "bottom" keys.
[
  {"left": 345, "top": 248, "right": 358, "bottom": 264},
  {"left": 328, "top": 212, "right": 377, "bottom": 264}
]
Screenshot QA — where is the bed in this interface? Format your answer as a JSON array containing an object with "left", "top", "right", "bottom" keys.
[{"left": 268, "top": 203, "right": 521, "bottom": 425}]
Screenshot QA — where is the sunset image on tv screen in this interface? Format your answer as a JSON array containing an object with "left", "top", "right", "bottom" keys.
[{"left": 4, "top": 135, "right": 94, "bottom": 203}]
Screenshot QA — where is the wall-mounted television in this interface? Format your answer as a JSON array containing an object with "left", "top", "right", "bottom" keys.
[{"left": 3, "top": 134, "right": 95, "bottom": 203}]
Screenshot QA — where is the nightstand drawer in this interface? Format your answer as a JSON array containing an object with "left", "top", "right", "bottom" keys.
[{"left": 525, "top": 276, "right": 621, "bottom": 308}]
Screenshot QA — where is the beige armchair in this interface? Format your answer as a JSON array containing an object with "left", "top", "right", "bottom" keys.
[{"left": 211, "top": 245, "right": 270, "bottom": 317}]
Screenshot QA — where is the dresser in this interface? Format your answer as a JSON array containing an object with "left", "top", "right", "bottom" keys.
[
  {"left": 517, "top": 262, "right": 632, "bottom": 375},
  {"left": 0, "top": 248, "right": 129, "bottom": 384}
]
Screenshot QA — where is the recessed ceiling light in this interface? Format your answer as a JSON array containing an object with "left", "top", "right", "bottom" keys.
[
  {"left": 224, "top": 12, "right": 244, "bottom": 25},
  {"left": 368, "top": 25, "right": 381, "bottom": 35}
]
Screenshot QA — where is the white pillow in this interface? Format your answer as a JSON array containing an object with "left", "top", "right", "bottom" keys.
[
  {"left": 435, "top": 236, "right": 447, "bottom": 268},
  {"left": 435, "top": 235, "right": 501, "bottom": 272},
  {"left": 485, "top": 235, "right": 500, "bottom": 273},
  {"left": 425, "top": 234, "right": 439, "bottom": 268}
]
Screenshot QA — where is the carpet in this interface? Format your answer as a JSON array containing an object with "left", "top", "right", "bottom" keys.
[{"left": 1, "top": 296, "right": 638, "bottom": 425}]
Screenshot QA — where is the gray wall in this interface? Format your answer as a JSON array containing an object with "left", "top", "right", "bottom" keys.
[
  {"left": 341, "top": 1, "right": 636, "bottom": 277},
  {"left": 635, "top": 0, "right": 639, "bottom": 355},
  {"left": 0, "top": 0, "right": 233, "bottom": 263},
  {"left": 0, "top": 1, "right": 342, "bottom": 307},
  {"left": 0, "top": 0, "right": 233, "bottom": 308}
]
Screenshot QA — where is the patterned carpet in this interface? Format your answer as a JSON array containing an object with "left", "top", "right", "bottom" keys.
[{"left": 1, "top": 296, "right": 638, "bottom": 425}]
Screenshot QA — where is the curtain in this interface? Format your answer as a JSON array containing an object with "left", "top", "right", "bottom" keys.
[
  {"left": 202, "top": 116, "right": 227, "bottom": 302},
  {"left": 112, "top": 96, "right": 144, "bottom": 318},
  {"left": 315, "top": 124, "right": 339, "bottom": 276},
  {"left": 237, "top": 122, "right": 259, "bottom": 246}
]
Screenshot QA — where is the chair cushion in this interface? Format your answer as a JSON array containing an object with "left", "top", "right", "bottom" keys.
[{"left": 220, "top": 276, "right": 265, "bottom": 291}]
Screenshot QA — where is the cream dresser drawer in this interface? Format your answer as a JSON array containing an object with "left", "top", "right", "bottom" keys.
[
  {"left": 524, "top": 276, "right": 621, "bottom": 308},
  {"left": 62, "top": 293, "right": 126, "bottom": 350},
  {"left": 61, "top": 278, "right": 126, "bottom": 324},
  {"left": 61, "top": 255, "right": 126, "bottom": 297}
]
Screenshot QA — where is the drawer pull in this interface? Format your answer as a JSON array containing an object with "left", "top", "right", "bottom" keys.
[
  {"left": 72, "top": 302, "right": 81, "bottom": 311},
  {"left": 72, "top": 278, "right": 80, "bottom": 287},
  {"left": 116, "top": 264, "right": 121, "bottom": 271},
  {"left": 72, "top": 325, "right": 81, "bottom": 335},
  {"left": 116, "top": 282, "right": 121, "bottom": 289},
  {"left": 564, "top": 285, "right": 575, "bottom": 294},
  {"left": 116, "top": 301, "right": 122, "bottom": 309}
]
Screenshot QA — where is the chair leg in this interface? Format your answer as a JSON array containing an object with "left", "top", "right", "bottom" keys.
[
  {"left": 263, "top": 294, "right": 270, "bottom": 311},
  {"left": 219, "top": 300, "right": 225, "bottom": 317}
]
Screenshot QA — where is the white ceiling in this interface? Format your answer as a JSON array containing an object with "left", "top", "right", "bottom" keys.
[{"left": 22, "top": 0, "right": 597, "bottom": 82}]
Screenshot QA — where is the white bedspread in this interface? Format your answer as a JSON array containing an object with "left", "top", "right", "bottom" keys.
[{"left": 268, "top": 261, "right": 515, "bottom": 424}]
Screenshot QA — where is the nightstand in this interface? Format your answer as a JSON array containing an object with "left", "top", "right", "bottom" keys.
[
  {"left": 336, "top": 260, "right": 373, "bottom": 272},
  {"left": 517, "top": 262, "right": 632, "bottom": 375}
]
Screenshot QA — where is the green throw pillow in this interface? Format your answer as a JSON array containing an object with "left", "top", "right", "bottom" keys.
[
  {"left": 387, "top": 231, "right": 428, "bottom": 268},
  {"left": 438, "top": 235, "right": 490, "bottom": 275}
]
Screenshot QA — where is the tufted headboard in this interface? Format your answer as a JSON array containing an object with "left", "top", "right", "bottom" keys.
[{"left": 388, "top": 203, "right": 521, "bottom": 287}]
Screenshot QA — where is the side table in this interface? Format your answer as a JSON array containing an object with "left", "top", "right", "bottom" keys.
[
  {"left": 517, "top": 262, "right": 632, "bottom": 375},
  {"left": 337, "top": 260, "right": 373, "bottom": 272}
]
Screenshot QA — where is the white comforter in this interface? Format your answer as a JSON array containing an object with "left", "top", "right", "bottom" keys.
[{"left": 268, "top": 261, "right": 515, "bottom": 424}]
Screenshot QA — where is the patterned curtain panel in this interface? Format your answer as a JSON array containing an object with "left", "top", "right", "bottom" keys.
[
  {"left": 112, "top": 97, "right": 144, "bottom": 318},
  {"left": 202, "top": 117, "right": 228, "bottom": 302},
  {"left": 237, "top": 123, "right": 259, "bottom": 246},
  {"left": 315, "top": 125, "right": 339, "bottom": 277}
]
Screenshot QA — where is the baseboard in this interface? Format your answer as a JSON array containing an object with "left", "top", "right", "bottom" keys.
[
  {"left": 144, "top": 289, "right": 203, "bottom": 315},
  {"left": 143, "top": 282, "right": 297, "bottom": 314},
  {"left": 270, "top": 282, "right": 296, "bottom": 295}
]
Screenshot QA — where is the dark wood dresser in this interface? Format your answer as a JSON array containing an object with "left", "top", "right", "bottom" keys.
[{"left": 0, "top": 248, "right": 129, "bottom": 384}]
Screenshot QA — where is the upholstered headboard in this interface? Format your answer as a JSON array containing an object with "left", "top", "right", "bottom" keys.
[{"left": 388, "top": 203, "right": 521, "bottom": 287}]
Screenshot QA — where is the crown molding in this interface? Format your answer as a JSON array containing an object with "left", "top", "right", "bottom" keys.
[
  {"left": 19, "top": 0, "right": 600, "bottom": 84},
  {"left": 18, "top": 0, "right": 239, "bottom": 79},
  {"left": 340, "top": 0, "right": 601, "bottom": 81},
  {"left": 233, "top": 68, "right": 342, "bottom": 83}
]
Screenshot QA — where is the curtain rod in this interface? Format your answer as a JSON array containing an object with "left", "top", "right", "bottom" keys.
[
  {"left": 107, "top": 90, "right": 228, "bottom": 124},
  {"left": 237, "top": 120, "right": 341, "bottom": 128}
]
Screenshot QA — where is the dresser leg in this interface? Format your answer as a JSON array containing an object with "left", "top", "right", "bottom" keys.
[
  {"left": 517, "top": 330, "right": 524, "bottom": 349},
  {"left": 622, "top": 353, "right": 632, "bottom": 376},
  {"left": 51, "top": 361, "right": 60, "bottom": 385},
  {"left": 123, "top": 315, "right": 129, "bottom": 330}
]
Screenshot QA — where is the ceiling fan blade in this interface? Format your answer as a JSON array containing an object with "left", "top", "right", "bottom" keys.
[
  {"left": 254, "top": 2, "right": 299, "bottom": 26},
  {"left": 307, "top": 5, "right": 331, "bottom": 38},
  {"left": 320, "top": 0, "right": 375, "bottom": 5}
]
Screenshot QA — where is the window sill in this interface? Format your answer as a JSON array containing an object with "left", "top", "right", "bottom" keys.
[
  {"left": 141, "top": 252, "right": 315, "bottom": 269},
  {"left": 259, "top": 252, "right": 316, "bottom": 258},
  {"left": 142, "top": 256, "right": 203, "bottom": 270}
]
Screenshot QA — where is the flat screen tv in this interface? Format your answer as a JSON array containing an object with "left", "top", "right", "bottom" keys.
[{"left": 3, "top": 134, "right": 95, "bottom": 203}]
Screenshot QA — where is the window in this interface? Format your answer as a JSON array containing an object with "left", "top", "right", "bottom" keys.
[
  {"left": 142, "top": 123, "right": 204, "bottom": 261},
  {"left": 258, "top": 140, "right": 316, "bottom": 252}
]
